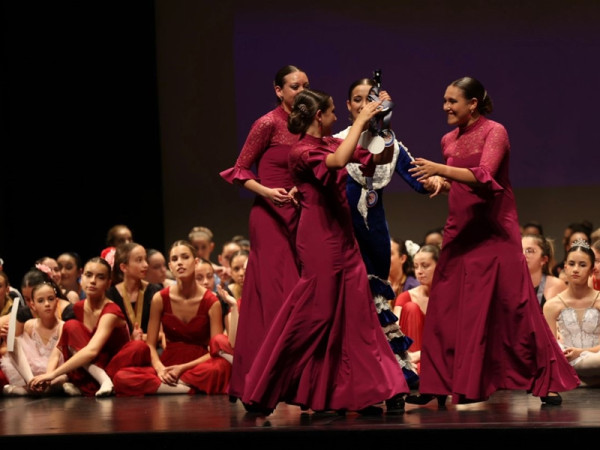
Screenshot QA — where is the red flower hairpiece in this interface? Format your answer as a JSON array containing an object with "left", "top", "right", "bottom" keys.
[{"left": 104, "top": 248, "right": 116, "bottom": 269}]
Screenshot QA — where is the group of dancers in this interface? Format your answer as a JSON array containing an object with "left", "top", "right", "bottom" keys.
[
  {"left": 219, "top": 65, "right": 580, "bottom": 414},
  {"left": 0, "top": 66, "right": 583, "bottom": 409}
]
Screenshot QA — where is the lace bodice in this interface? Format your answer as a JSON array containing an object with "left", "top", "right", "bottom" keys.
[
  {"left": 220, "top": 106, "right": 297, "bottom": 189},
  {"left": 441, "top": 116, "right": 509, "bottom": 170},
  {"left": 557, "top": 293, "right": 600, "bottom": 349}
]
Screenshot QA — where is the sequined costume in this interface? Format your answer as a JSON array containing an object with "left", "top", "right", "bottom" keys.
[{"left": 556, "top": 292, "right": 600, "bottom": 386}]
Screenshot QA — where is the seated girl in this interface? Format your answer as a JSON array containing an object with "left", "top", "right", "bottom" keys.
[
  {"left": 28, "top": 257, "right": 148, "bottom": 397},
  {"left": 113, "top": 240, "right": 233, "bottom": 396},
  {"left": 1, "top": 281, "right": 68, "bottom": 396}
]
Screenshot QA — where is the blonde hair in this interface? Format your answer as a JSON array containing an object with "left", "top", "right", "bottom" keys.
[{"left": 188, "top": 226, "right": 214, "bottom": 242}]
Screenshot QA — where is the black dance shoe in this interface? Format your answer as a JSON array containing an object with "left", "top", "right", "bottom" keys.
[
  {"left": 242, "top": 402, "right": 274, "bottom": 416},
  {"left": 540, "top": 392, "right": 562, "bottom": 406},
  {"left": 311, "top": 410, "right": 340, "bottom": 417},
  {"left": 385, "top": 394, "right": 406, "bottom": 414},
  {"left": 405, "top": 393, "right": 447, "bottom": 408},
  {"left": 357, "top": 405, "right": 384, "bottom": 416}
]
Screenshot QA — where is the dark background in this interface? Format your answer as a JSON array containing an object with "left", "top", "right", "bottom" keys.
[
  {"left": 3, "top": 2, "right": 163, "bottom": 283},
  {"left": 2, "top": 0, "right": 599, "bottom": 286}
]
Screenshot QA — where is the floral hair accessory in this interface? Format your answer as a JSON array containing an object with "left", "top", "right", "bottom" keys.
[
  {"left": 35, "top": 263, "right": 53, "bottom": 278},
  {"left": 104, "top": 247, "right": 116, "bottom": 269},
  {"left": 405, "top": 240, "right": 420, "bottom": 258}
]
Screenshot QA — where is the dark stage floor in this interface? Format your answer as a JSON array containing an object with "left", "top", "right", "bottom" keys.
[{"left": 1, "top": 387, "right": 599, "bottom": 447}]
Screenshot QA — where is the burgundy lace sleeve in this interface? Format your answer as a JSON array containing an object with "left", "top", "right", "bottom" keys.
[
  {"left": 479, "top": 122, "right": 510, "bottom": 177},
  {"left": 469, "top": 121, "right": 509, "bottom": 192},
  {"left": 220, "top": 113, "right": 275, "bottom": 184}
]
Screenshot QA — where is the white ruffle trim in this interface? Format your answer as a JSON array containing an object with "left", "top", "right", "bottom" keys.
[
  {"left": 336, "top": 126, "right": 406, "bottom": 229},
  {"left": 371, "top": 283, "right": 393, "bottom": 314},
  {"left": 396, "top": 353, "right": 417, "bottom": 372}
]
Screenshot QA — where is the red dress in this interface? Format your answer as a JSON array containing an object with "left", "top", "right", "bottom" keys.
[
  {"left": 419, "top": 117, "right": 579, "bottom": 403},
  {"left": 241, "top": 135, "right": 409, "bottom": 412},
  {"left": 220, "top": 106, "right": 301, "bottom": 399},
  {"left": 112, "top": 287, "right": 232, "bottom": 396},
  {"left": 395, "top": 291, "right": 425, "bottom": 356},
  {"left": 60, "top": 301, "right": 148, "bottom": 396}
]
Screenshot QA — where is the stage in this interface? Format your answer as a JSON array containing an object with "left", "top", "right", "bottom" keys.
[{"left": 0, "top": 387, "right": 598, "bottom": 447}]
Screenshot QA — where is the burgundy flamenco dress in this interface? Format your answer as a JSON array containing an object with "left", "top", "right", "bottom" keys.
[
  {"left": 59, "top": 301, "right": 149, "bottom": 396},
  {"left": 418, "top": 116, "right": 579, "bottom": 404},
  {"left": 241, "top": 135, "right": 409, "bottom": 412},
  {"left": 220, "top": 105, "right": 301, "bottom": 400},
  {"left": 112, "top": 287, "right": 232, "bottom": 396}
]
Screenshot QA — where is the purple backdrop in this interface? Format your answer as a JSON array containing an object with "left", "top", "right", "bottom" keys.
[{"left": 233, "top": 5, "right": 600, "bottom": 191}]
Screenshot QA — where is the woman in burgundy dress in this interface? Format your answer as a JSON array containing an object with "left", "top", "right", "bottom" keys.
[
  {"left": 219, "top": 65, "right": 309, "bottom": 402},
  {"left": 241, "top": 88, "right": 408, "bottom": 416},
  {"left": 406, "top": 76, "right": 579, "bottom": 407}
]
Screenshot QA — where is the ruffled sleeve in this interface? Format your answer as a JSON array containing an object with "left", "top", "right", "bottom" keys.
[
  {"left": 295, "top": 138, "right": 333, "bottom": 185},
  {"left": 220, "top": 113, "right": 275, "bottom": 184},
  {"left": 297, "top": 136, "right": 375, "bottom": 184},
  {"left": 332, "top": 136, "right": 376, "bottom": 177},
  {"left": 354, "top": 145, "right": 376, "bottom": 178},
  {"left": 469, "top": 167, "right": 504, "bottom": 192}
]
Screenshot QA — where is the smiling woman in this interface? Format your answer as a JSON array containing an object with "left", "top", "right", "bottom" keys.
[
  {"left": 405, "top": 76, "right": 580, "bottom": 408},
  {"left": 334, "top": 76, "right": 434, "bottom": 390}
]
